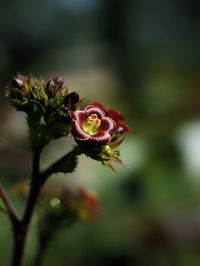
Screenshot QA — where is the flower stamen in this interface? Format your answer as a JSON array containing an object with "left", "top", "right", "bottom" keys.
[{"left": 83, "top": 114, "right": 101, "bottom": 135}]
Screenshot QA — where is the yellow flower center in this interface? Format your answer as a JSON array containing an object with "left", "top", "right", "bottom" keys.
[{"left": 83, "top": 114, "right": 101, "bottom": 135}]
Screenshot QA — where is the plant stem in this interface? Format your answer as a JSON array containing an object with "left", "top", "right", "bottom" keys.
[
  {"left": 12, "top": 149, "right": 41, "bottom": 266},
  {"left": 11, "top": 145, "right": 82, "bottom": 266},
  {"left": 12, "top": 227, "right": 27, "bottom": 266},
  {"left": 22, "top": 149, "right": 41, "bottom": 226},
  {"left": 0, "top": 185, "right": 19, "bottom": 225}
]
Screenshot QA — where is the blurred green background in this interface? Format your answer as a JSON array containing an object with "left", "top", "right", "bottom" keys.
[{"left": 1, "top": 0, "right": 200, "bottom": 265}]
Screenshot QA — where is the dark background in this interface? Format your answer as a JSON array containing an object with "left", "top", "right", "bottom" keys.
[{"left": 1, "top": 0, "right": 200, "bottom": 265}]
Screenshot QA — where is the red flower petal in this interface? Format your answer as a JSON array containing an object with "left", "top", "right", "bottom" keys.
[
  {"left": 70, "top": 110, "right": 87, "bottom": 124},
  {"left": 85, "top": 106, "right": 105, "bottom": 118},
  {"left": 90, "top": 131, "right": 111, "bottom": 145},
  {"left": 89, "top": 102, "right": 106, "bottom": 111},
  {"left": 106, "top": 109, "right": 131, "bottom": 133},
  {"left": 72, "top": 121, "right": 90, "bottom": 141},
  {"left": 100, "top": 117, "right": 116, "bottom": 133},
  {"left": 106, "top": 108, "right": 123, "bottom": 123},
  {"left": 118, "top": 122, "right": 131, "bottom": 133}
]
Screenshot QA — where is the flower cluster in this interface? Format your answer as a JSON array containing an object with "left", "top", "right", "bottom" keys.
[
  {"left": 6, "top": 74, "right": 80, "bottom": 150},
  {"left": 70, "top": 102, "right": 131, "bottom": 170},
  {"left": 63, "top": 187, "right": 100, "bottom": 221}
]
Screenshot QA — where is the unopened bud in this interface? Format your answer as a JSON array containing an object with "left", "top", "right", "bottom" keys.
[
  {"left": 45, "top": 76, "right": 64, "bottom": 98},
  {"left": 9, "top": 77, "right": 27, "bottom": 98},
  {"left": 63, "top": 91, "right": 80, "bottom": 110},
  {"left": 53, "top": 76, "right": 63, "bottom": 90},
  {"left": 11, "top": 77, "right": 24, "bottom": 89}
]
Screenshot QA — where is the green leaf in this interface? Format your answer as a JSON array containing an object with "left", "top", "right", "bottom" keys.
[{"left": 54, "top": 154, "right": 78, "bottom": 174}]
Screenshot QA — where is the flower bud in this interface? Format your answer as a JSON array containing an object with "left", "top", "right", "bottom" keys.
[
  {"left": 45, "top": 76, "right": 64, "bottom": 98},
  {"left": 8, "top": 77, "right": 27, "bottom": 99},
  {"left": 63, "top": 91, "right": 80, "bottom": 110},
  {"left": 52, "top": 76, "right": 64, "bottom": 89},
  {"left": 11, "top": 77, "right": 24, "bottom": 89}
]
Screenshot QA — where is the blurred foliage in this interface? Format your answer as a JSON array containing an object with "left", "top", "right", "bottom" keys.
[{"left": 0, "top": 0, "right": 200, "bottom": 265}]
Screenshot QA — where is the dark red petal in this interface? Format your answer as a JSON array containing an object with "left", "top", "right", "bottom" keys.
[
  {"left": 100, "top": 117, "right": 116, "bottom": 133},
  {"left": 90, "top": 131, "right": 111, "bottom": 145},
  {"left": 70, "top": 111, "right": 87, "bottom": 124},
  {"left": 85, "top": 106, "right": 105, "bottom": 118},
  {"left": 106, "top": 108, "right": 123, "bottom": 123},
  {"left": 72, "top": 121, "right": 90, "bottom": 140},
  {"left": 118, "top": 122, "right": 131, "bottom": 133},
  {"left": 89, "top": 102, "right": 106, "bottom": 112}
]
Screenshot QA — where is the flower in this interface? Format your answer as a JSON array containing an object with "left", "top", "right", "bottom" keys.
[
  {"left": 70, "top": 102, "right": 130, "bottom": 146},
  {"left": 39, "top": 185, "right": 100, "bottom": 222},
  {"left": 64, "top": 187, "right": 100, "bottom": 221},
  {"left": 70, "top": 102, "right": 131, "bottom": 170}
]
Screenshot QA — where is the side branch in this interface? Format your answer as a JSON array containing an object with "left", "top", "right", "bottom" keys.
[
  {"left": 0, "top": 184, "right": 19, "bottom": 226},
  {"left": 39, "top": 145, "right": 82, "bottom": 185}
]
